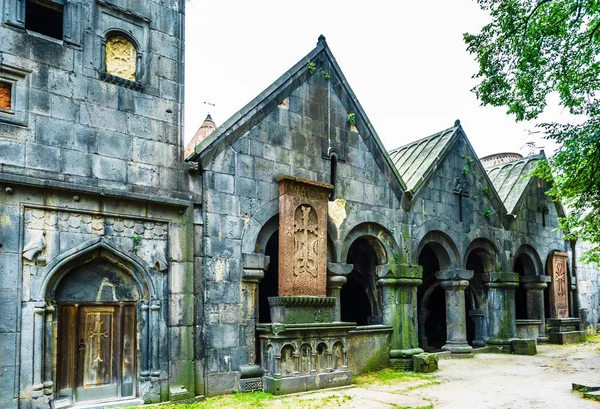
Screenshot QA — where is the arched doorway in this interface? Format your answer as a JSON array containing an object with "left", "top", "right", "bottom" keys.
[
  {"left": 465, "top": 248, "right": 492, "bottom": 346},
  {"left": 417, "top": 244, "right": 447, "bottom": 351},
  {"left": 258, "top": 231, "right": 279, "bottom": 323},
  {"left": 341, "top": 237, "right": 382, "bottom": 325},
  {"left": 54, "top": 258, "right": 141, "bottom": 404},
  {"left": 514, "top": 253, "right": 536, "bottom": 319}
]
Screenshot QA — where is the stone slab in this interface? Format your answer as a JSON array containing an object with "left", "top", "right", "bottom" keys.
[
  {"left": 583, "top": 391, "right": 600, "bottom": 401},
  {"left": 263, "top": 371, "right": 352, "bottom": 395},
  {"left": 412, "top": 353, "right": 439, "bottom": 373},
  {"left": 572, "top": 383, "right": 600, "bottom": 392},
  {"left": 268, "top": 296, "right": 336, "bottom": 324},
  {"left": 511, "top": 339, "right": 537, "bottom": 355},
  {"left": 548, "top": 331, "right": 585, "bottom": 344}
]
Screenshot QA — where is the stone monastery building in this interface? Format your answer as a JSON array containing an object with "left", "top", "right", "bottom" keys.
[{"left": 0, "top": 1, "right": 599, "bottom": 408}]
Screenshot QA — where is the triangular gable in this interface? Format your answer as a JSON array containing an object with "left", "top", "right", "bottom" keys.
[
  {"left": 389, "top": 125, "right": 458, "bottom": 195},
  {"left": 389, "top": 122, "right": 508, "bottom": 220},
  {"left": 186, "top": 36, "right": 407, "bottom": 200},
  {"left": 486, "top": 154, "right": 567, "bottom": 219}
]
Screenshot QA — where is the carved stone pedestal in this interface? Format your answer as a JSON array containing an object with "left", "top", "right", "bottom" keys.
[{"left": 547, "top": 318, "right": 586, "bottom": 344}]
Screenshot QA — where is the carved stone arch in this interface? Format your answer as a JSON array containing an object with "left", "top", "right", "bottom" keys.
[
  {"left": 412, "top": 220, "right": 460, "bottom": 265},
  {"left": 464, "top": 238, "right": 501, "bottom": 273},
  {"left": 416, "top": 230, "right": 459, "bottom": 271},
  {"left": 242, "top": 199, "right": 279, "bottom": 255},
  {"left": 513, "top": 244, "right": 543, "bottom": 277},
  {"left": 340, "top": 222, "right": 398, "bottom": 265},
  {"left": 338, "top": 209, "right": 396, "bottom": 243},
  {"left": 40, "top": 237, "right": 155, "bottom": 302}
]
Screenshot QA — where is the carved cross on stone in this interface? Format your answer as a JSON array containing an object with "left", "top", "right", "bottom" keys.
[
  {"left": 538, "top": 204, "right": 549, "bottom": 228},
  {"left": 293, "top": 205, "right": 319, "bottom": 277},
  {"left": 453, "top": 178, "right": 469, "bottom": 222}
]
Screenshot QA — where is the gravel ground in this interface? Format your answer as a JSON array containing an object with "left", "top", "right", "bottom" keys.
[{"left": 282, "top": 340, "right": 600, "bottom": 409}]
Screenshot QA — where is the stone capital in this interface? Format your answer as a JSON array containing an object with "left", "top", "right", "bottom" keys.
[
  {"left": 242, "top": 253, "right": 270, "bottom": 283},
  {"left": 482, "top": 272, "right": 519, "bottom": 289},
  {"left": 376, "top": 263, "right": 423, "bottom": 282},
  {"left": 327, "top": 262, "right": 353, "bottom": 276},
  {"left": 521, "top": 275, "right": 551, "bottom": 290},
  {"left": 435, "top": 269, "right": 473, "bottom": 282},
  {"left": 438, "top": 279, "right": 470, "bottom": 291}
]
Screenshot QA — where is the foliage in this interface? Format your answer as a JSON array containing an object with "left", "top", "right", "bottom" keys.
[
  {"left": 484, "top": 208, "right": 493, "bottom": 218},
  {"left": 462, "top": 166, "right": 470, "bottom": 175},
  {"left": 353, "top": 368, "right": 438, "bottom": 387},
  {"left": 465, "top": 0, "right": 600, "bottom": 262},
  {"left": 347, "top": 112, "right": 357, "bottom": 126},
  {"left": 481, "top": 186, "right": 489, "bottom": 196},
  {"left": 322, "top": 69, "right": 331, "bottom": 80},
  {"left": 466, "top": 156, "right": 474, "bottom": 165},
  {"left": 306, "top": 60, "right": 316, "bottom": 74}
]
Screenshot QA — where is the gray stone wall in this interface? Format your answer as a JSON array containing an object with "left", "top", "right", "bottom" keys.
[
  {"left": 0, "top": 1, "right": 199, "bottom": 407},
  {"left": 575, "top": 241, "right": 600, "bottom": 325},
  {"left": 409, "top": 136, "right": 507, "bottom": 266},
  {"left": 199, "top": 71, "right": 408, "bottom": 395},
  {"left": 0, "top": 0, "right": 192, "bottom": 199}
]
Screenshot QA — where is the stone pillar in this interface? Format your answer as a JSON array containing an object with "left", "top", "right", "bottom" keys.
[
  {"left": 32, "top": 303, "right": 46, "bottom": 398},
  {"left": 468, "top": 309, "right": 486, "bottom": 347},
  {"left": 378, "top": 263, "right": 423, "bottom": 368},
  {"left": 242, "top": 253, "right": 269, "bottom": 370},
  {"left": 522, "top": 275, "right": 551, "bottom": 342},
  {"left": 483, "top": 272, "right": 519, "bottom": 348},
  {"left": 435, "top": 269, "right": 474, "bottom": 355},
  {"left": 43, "top": 304, "right": 55, "bottom": 397},
  {"left": 140, "top": 301, "right": 150, "bottom": 380},
  {"left": 150, "top": 301, "right": 161, "bottom": 378},
  {"left": 326, "top": 262, "right": 353, "bottom": 321}
]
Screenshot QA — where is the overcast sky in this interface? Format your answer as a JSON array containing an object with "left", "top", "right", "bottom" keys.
[{"left": 184, "top": 1, "right": 562, "bottom": 158}]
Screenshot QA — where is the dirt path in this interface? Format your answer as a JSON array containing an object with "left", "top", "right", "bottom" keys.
[{"left": 281, "top": 341, "right": 600, "bottom": 409}]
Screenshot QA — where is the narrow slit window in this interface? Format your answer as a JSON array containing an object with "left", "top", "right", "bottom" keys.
[
  {"left": 25, "top": 0, "right": 64, "bottom": 40},
  {"left": 0, "top": 82, "right": 12, "bottom": 111},
  {"left": 105, "top": 36, "right": 137, "bottom": 82}
]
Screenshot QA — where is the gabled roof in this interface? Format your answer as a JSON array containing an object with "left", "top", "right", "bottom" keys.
[
  {"left": 486, "top": 154, "right": 543, "bottom": 214},
  {"left": 186, "top": 35, "right": 407, "bottom": 200},
  {"left": 388, "top": 124, "right": 459, "bottom": 194}
]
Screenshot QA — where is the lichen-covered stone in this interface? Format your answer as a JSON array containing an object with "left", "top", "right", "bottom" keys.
[
  {"left": 511, "top": 339, "right": 537, "bottom": 355},
  {"left": 413, "top": 353, "right": 439, "bottom": 373}
]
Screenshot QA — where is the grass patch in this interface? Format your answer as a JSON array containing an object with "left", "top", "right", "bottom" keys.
[
  {"left": 127, "top": 391, "right": 275, "bottom": 409},
  {"left": 354, "top": 369, "right": 437, "bottom": 387}
]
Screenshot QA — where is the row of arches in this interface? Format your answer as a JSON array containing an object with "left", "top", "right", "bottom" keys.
[{"left": 416, "top": 230, "right": 570, "bottom": 350}]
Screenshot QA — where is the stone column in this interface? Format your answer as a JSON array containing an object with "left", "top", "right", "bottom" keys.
[
  {"left": 32, "top": 303, "right": 46, "bottom": 398},
  {"left": 150, "top": 301, "right": 161, "bottom": 378},
  {"left": 435, "top": 269, "right": 474, "bottom": 355},
  {"left": 483, "top": 272, "right": 519, "bottom": 349},
  {"left": 468, "top": 309, "right": 486, "bottom": 347},
  {"left": 521, "top": 275, "right": 551, "bottom": 342},
  {"left": 378, "top": 263, "right": 424, "bottom": 368},
  {"left": 140, "top": 301, "right": 150, "bottom": 380},
  {"left": 326, "top": 262, "right": 353, "bottom": 321}
]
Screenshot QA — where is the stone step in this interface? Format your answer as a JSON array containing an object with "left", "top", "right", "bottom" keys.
[
  {"left": 583, "top": 391, "right": 600, "bottom": 401},
  {"left": 572, "top": 383, "right": 600, "bottom": 392}
]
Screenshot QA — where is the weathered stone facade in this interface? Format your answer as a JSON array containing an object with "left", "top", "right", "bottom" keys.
[
  {"left": 1, "top": 3, "right": 600, "bottom": 407},
  {"left": 0, "top": 1, "right": 196, "bottom": 408}
]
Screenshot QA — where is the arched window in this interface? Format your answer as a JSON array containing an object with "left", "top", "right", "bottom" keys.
[{"left": 105, "top": 34, "right": 138, "bottom": 82}]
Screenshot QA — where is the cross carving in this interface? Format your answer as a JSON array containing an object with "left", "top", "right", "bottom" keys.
[
  {"left": 89, "top": 316, "right": 108, "bottom": 363},
  {"left": 453, "top": 178, "right": 469, "bottom": 222},
  {"left": 294, "top": 206, "right": 319, "bottom": 276},
  {"left": 538, "top": 204, "right": 549, "bottom": 227}
]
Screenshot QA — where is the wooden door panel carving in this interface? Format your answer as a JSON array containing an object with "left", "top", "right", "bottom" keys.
[{"left": 57, "top": 303, "right": 136, "bottom": 403}]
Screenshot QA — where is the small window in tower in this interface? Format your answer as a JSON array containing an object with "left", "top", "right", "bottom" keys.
[
  {"left": 25, "top": 0, "right": 64, "bottom": 40},
  {"left": 0, "top": 82, "right": 12, "bottom": 111},
  {"left": 105, "top": 36, "right": 137, "bottom": 82}
]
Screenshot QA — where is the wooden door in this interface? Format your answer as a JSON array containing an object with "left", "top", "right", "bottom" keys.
[{"left": 57, "top": 303, "right": 136, "bottom": 403}]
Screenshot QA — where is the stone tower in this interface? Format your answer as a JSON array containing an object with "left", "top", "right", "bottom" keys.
[{"left": 0, "top": 1, "right": 200, "bottom": 408}]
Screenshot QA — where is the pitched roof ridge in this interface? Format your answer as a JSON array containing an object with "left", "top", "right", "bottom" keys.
[
  {"left": 486, "top": 153, "right": 543, "bottom": 172},
  {"left": 388, "top": 126, "right": 457, "bottom": 154}
]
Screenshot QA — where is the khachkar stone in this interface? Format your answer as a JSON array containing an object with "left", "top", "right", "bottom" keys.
[
  {"left": 278, "top": 176, "right": 332, "bottom": 297},
  {"left": 549, "top": 252, "right": 569, "bottom": 318}
]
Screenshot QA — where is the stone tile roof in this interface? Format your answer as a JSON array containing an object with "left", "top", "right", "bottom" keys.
[
  {"left": 388, "top": 125, "right": 459, "bottom": 193},
  {"left": 486, "top": 154, "right": 543, "bottom": 214},
  {"left": 184, "top": 114, "right": 216, "bottom": 160}
]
